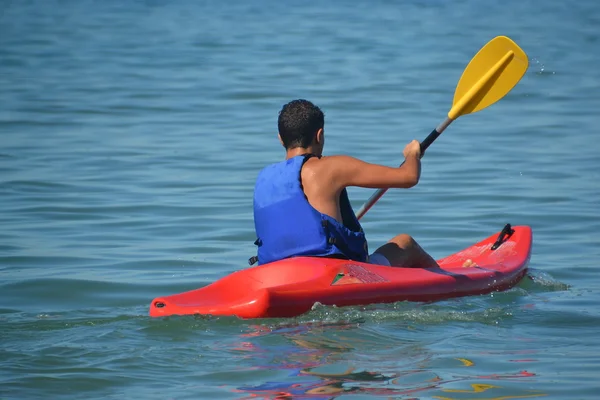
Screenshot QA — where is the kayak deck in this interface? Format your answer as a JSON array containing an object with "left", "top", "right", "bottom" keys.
[{"left": 150, "top": 225, "right": 532, "bottom": 319}]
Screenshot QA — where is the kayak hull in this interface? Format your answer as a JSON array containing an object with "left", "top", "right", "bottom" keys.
[{"left": 150, "top": 225, "right": 532, "bottom": 319}]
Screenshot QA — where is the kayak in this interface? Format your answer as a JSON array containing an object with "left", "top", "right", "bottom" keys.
[{"left": 149, "top": 224, "right": 532, "bottom": 319}]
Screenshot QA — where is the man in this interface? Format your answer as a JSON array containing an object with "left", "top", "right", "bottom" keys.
[{"left": 251, "top": 99, "right": 440, "bottom": 268}]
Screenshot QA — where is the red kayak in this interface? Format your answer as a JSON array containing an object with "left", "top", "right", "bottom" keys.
[{"left": 149, "top": 224, "right": 532, "bottom": 319}]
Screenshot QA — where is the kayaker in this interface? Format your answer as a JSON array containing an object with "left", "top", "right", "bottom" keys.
[{"left": 252, "top": 99, "right": 463, "bottom": 268}]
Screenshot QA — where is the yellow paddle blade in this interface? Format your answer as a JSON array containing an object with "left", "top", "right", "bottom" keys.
[{"left": 448, "top": 36, "right": 528, "bottom": 120}]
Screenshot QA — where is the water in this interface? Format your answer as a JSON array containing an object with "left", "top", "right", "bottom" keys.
[{"left": 1, "top": 0, "right": 599, "bottom": 398}]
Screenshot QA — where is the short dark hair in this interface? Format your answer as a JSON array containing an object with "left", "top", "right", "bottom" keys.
[{"left": 277, "top": 99, "right": 324, "bottom": 149}]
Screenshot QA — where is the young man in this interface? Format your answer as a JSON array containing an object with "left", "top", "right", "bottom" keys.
[{"left": 251, "top": 99, "right": 440, "bottom": 268}]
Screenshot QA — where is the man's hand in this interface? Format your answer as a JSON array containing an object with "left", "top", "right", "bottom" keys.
[{"left": 403, "top": 140, "right": 422, "bottom": 159}]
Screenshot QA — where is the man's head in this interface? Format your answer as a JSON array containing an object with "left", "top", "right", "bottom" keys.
[{"left": 277, "top": 99, "right": 324, "bottom": 150}]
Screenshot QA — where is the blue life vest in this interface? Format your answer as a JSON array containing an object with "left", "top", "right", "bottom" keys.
[{"left": 252, "top": 154, "right": 368, "bottom": 265}]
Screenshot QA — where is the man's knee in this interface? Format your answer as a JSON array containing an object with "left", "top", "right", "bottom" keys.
[{"left": 389, "top": 233, "right": 415, "bottom": 249}]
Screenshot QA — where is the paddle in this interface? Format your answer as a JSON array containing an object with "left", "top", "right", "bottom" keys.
[{"left": 355, "top": 36, "right": 529, "bottom": 220}]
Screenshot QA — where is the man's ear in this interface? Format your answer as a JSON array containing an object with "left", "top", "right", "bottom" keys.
[
  {"left": 316, "top": 128, "right": 324, "bottom": 144},
  {"left": 278, "top": 133, "right": 285, "bottom": 147}
]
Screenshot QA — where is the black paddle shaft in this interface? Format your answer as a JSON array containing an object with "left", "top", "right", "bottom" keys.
[{"left": 420, "top": 128, "right": 443, "bottom": 153}]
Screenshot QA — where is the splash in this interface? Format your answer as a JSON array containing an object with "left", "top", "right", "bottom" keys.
[{"left": 530, "top": 57, "right": 556, "bottom": 75}]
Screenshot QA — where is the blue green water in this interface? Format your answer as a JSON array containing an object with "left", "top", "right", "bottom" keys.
[{"left": 2, "top": 0, "right": 599, "bottom": 398}]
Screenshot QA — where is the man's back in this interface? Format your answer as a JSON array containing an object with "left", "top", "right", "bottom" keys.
[{"left": 299, "top": 156, "right": 343, "bottom": 223}]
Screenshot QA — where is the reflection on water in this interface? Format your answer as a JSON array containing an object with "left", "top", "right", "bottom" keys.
[{"left": 233, "top": 321, "right": 546, "bottom": 399}]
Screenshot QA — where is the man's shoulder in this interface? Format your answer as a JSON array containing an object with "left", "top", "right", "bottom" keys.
[
  {"left": 316, "top": 154, "right": 361, "bottom": 169},
  {"left": 303, "top": 155, "right": 358, "bottom": 188}
]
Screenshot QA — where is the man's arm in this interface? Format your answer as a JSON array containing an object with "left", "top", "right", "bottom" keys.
[{"left": 328, "top": 140, "right": 422, "bottom": 190}]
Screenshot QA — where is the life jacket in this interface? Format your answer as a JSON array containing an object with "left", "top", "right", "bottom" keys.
[{"left": 251, "top": 154, "right": 368, "bottom": 265}]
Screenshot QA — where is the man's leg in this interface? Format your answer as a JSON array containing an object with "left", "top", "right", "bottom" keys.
[{"left": 372, "top": 234, "right": 439, "bottom": 268}]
